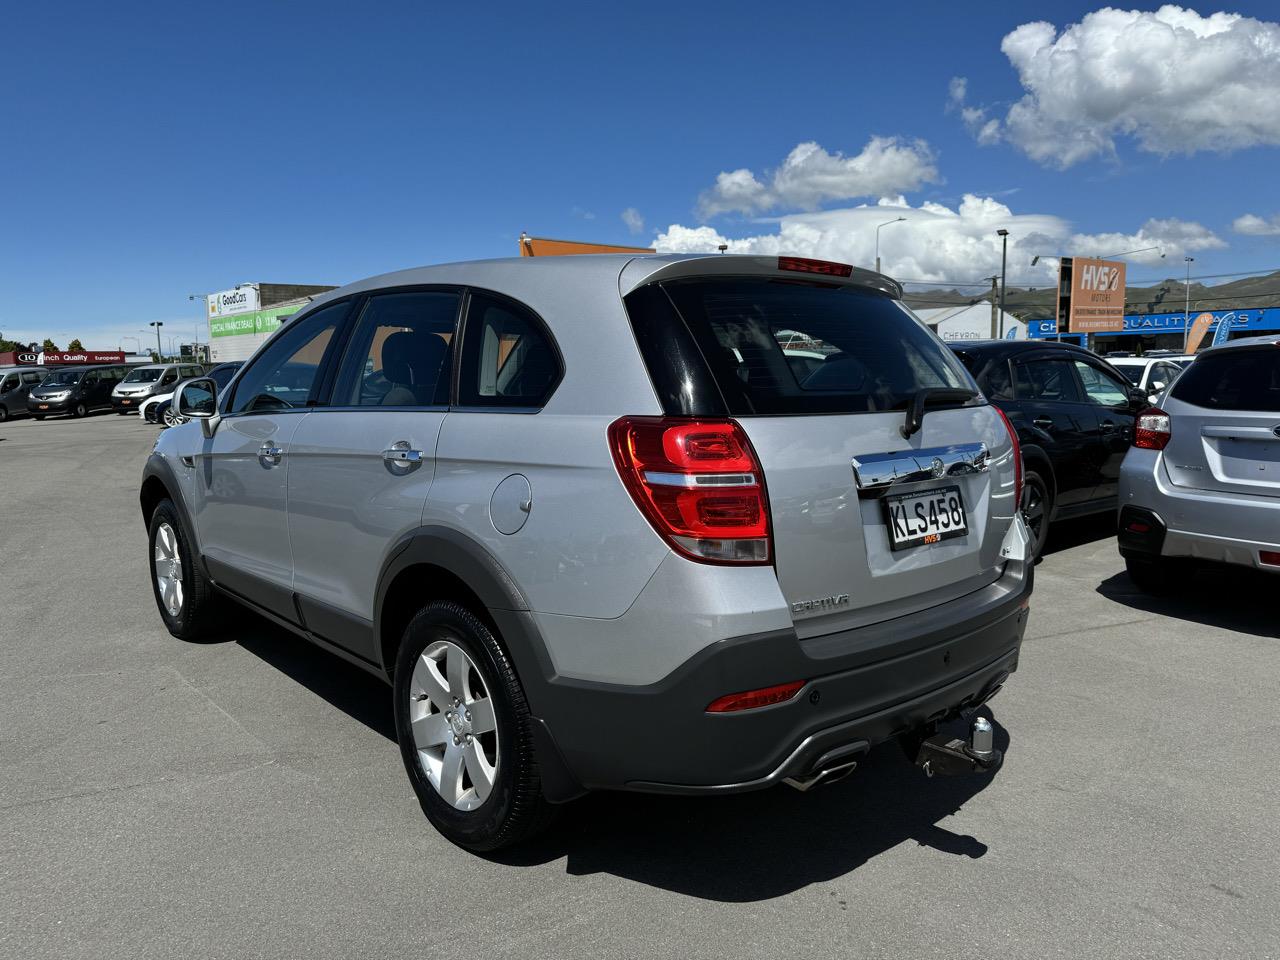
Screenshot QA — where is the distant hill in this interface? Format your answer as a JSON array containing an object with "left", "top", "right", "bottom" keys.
[{"left": 902, "top": 269, "right": 1280, "bottom": 319}]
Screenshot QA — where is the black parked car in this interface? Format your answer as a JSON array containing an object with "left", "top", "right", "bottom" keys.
[
  {"left": 27, "top": 364, "right": 130, "bottom": 419},
  {"left": 950, "top": 340, "right": 1148, "bottom": 558}
]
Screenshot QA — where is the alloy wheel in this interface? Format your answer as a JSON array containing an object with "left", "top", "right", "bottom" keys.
[
  {"left": 1021, "top": 481, "right": 1046, "bottom": 547},
  {"left": 163, "top": 407, "right": 188, "bottom": 428},
  {"left": 153, "top": 522, "right": 184, "bottom": 617},
  {"left": 407, "top": 640, "right": 499, "bottom": 811}
]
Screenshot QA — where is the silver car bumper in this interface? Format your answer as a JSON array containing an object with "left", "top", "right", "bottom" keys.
[{"left": 1120, "top": 448, "right": 1280, "bottom": 571}]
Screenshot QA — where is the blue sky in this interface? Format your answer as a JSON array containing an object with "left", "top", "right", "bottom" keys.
[{"left": 3, "top": 1, "right": 1280, "bottom": 348}]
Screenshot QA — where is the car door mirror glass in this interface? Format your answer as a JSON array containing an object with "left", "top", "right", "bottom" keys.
[{"left": 177, "top": 378, "right": 217, "bottom": 418}]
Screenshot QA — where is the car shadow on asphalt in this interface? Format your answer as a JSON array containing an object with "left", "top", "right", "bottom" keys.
[
  {"left": 1041, "top": 512, "right": 1115, "bottom": 557},
  {"left": 1097, "top": 566, "right": 1280, "bottom": 639},
  {"left": 498, "top": 714, "right": 1008, "bottom": 901}
]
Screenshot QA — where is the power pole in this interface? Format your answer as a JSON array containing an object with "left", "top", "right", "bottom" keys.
[{"left": 986, "top": 276, "right": 999, "bottom": 338}]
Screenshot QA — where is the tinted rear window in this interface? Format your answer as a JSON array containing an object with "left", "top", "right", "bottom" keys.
[
  {"left": 1171, "top": 348, "right": 1280, "bottom": 411},
  {"left": 628, "top": 278, "right": 972, "bottom": 415}
]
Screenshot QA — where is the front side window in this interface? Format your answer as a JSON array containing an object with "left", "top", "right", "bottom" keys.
[
  {"left": 458, "top": 293, "right": 559, "bottom": 407},
  {"left": 161, "top": 369, "right": 178, "bottom": 386},
  {"left": 1074, "top": 360, "right": 1129, "bottom": 406},
  {"left": 646, "top": 278, "right": 971, "bottom": 415},
  {"left": 0, "top": 374, "right": 17, "bottom": 392},
  {"left": 1015, "top": 359, "right": 1084, "bottom": 403},
  {"left": 22, "top": 372, "right": 42, "bottom": 385},
  {"left": 227, "top": 302, "right": 346, "bottom": 414},
  {"left": 209, "top": 364, "right": 239, "bottom": 391},
  {"left": 333, "top": 291, "right": 459, "bottom": 407}
]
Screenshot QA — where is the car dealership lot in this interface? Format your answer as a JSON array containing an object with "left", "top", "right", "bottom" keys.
[{"left": 2, "top": 414, "right": 1278, "bottom": 960}]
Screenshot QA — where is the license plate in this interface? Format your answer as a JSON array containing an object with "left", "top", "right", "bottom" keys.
[
  {"left": 38, "top": 404, "right": 48, "bottom": 410},
  {"left": 883, "top": 484, "right": 968, "bottom": 551},
  {"left": 121, "top": 399, "right": 131, "bottom": 405}
]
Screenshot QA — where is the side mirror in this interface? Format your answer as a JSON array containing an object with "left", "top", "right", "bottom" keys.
[
  {"left": 1127, "top": 387, "right": 1148, "bottom": 409},
  {"left": 177, "top": 378, "right": 220, "bottom": 437},
  {"left": 1150, "top": 380, "right": 1166, "bottom": 393}
]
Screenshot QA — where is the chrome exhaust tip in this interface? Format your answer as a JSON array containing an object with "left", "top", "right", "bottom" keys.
[{"left": 783, "top": 759, "right": 859, "bottom": 792}]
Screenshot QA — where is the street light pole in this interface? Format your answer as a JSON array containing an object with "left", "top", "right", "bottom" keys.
[
  {"left": 149, "top": 321, "right": 164, "bottom": 361},
  {"left": 1182, "top": 257, "right": 1195, "bottom": 352},
  {"left": 875, "top": 217, "right": 906, "bottom": 275},
  {"left": 985, "top": 276, "right": 1000, "bottom": 338},
  {"left": 997, "top": 229, "right": 1010, "bottom": 338}
]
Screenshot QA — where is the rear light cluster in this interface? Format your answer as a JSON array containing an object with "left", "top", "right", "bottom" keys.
[
  {"left": 1134, "top": 407, "right": 1172, "bottom": 450},
  {"left": 994, "top": 406, "right": 1023, "bottom": 505},
  {"left": 777, "top": 255, "right": 853, "bottom": 278},
  {"left": 706, "top": 680, "right": 804, "bottom": 713},
  {"left": 609, "top": 416, "right": 771, "bottom": 564}
]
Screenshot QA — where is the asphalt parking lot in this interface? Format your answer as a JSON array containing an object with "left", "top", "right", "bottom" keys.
[{"left": 2, "top": 411, "right": 1278, "bottom": 960}]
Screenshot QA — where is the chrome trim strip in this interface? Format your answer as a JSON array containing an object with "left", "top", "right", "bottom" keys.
[
  {"left": 852, "top": 442, "right": 989, "bottom": 491},
  {"left": 643, "top": 471, "right": 757, "bottom": 488}
]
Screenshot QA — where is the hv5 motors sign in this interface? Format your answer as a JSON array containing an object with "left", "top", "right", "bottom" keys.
[{"left": 1058, "top": 257, "right": 1127, "bottom": 333}]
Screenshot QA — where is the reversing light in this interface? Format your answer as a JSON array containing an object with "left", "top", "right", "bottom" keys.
[
  {"left": 1134, "top": 407, "right": 1172, "bottom": 450},
  {"left": 706, "top": 680, "right": 805, "bottom": 713},
  {"left": 777, "top": 256, "right": 853, "bottom": 278}
]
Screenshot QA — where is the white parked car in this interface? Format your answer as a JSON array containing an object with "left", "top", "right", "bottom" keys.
[{"left": 1108, "top": 357, "right": 1184, "bottom": 404}]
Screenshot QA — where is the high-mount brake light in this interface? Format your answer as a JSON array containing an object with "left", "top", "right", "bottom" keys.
[
  {"left": 777, "top": 256, "right": 853, "bottom": 278},
  {"left": 994, "top": 406, "right": 1023, "bottom": 505},
  {"left": 706, "top": 680, "right": 805, "bottom": 713},
  {"left": 608, "top": 417, "right": 771, "bottom": 564},
  {"left": 1134, "top": 407, "right": 1172, "bottom": 450}
]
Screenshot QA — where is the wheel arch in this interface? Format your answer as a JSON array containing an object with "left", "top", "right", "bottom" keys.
[{"left": 1018, "top": 443, "right": 1057, "bottom": 515}]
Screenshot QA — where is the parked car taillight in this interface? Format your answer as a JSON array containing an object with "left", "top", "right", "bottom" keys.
[
  {"left": 993, "top": 406, "right": 1023, "bottom": 505},
  {"left": 608, "top": 416, "right": 771, "bottom": 564},
  {"left": 1134, "top": 407, "right": 1172, "bottom": 450}
]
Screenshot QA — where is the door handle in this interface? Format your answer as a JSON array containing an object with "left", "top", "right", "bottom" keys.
[
  {"left": 258, "top": 442, "right": 283, "bottom": 465},
  {"left": 1100, "top": 420, "right": 1116, "bottom": 432},
  {"left": 1032, "top": 417, "right": 1054, "bottom": 430},
  {"left": 383, "top": 441, "right": 423, "bottom": 465}
]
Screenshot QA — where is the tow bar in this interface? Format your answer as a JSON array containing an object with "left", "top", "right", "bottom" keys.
[{"left": 913, "top": 716, "right": 1003, "bottom": 777}]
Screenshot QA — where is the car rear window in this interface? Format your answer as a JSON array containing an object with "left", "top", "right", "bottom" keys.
[
  {"left": 626, "top": 277, "right": 973, "bottom": 415},
  {"left": 1171, "top": 348, "right": 1280, "bottom": 411}
]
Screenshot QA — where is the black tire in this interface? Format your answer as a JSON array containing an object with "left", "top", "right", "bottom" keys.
[
  {"left": 393, "top": 601, "right": 556, "bottom": 852},
  {"left": 147, "top": 498, "right": 226, "bottom": 641},
  {"left": 1125, "top": 555, "right": 1189, "bottom": 595},
  {"left": 1021, "top": 469, "right": 1052, "bottom": 560},
  {"left": 33, "top": 415, "right": 45, "bottom": 421},
  {"left": 0, "top": 405, "right": 8, "bottom": 423},
  {"left": 117, "top": 410, "right": 130, "bottom": 415},
  {"left": 72, "top": 402, "right": 87, "bottom": 418}
]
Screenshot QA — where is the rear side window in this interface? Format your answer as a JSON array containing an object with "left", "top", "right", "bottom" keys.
[
  {"left": 1015, "top": 359, "right": 1083, "bottom": 403},
  {"left": 1171, "top": 349, "right": 1280, "bottom": 411},
  {"left": 633, "top": 278, "right": 972, "bottom": 415},
  {"left": 333, "top": 291, "right": 459, "bottom": 407},
  {"left": 458, "top": 293, "right": 559, "bottom": 407}
]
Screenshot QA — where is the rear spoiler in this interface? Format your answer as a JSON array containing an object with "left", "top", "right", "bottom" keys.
[{"left": 617, "top": 254, "right": 903, "bottom": 300}]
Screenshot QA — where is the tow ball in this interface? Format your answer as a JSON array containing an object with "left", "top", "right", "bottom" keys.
[{"left": 914, "top": 716, "right": 1003, "bottom": 777}]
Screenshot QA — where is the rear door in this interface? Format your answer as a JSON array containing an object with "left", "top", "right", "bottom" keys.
[
  {"left": 647, "top": 276, "right": 1018, "bottom": 638},
  {"left": 1162, "top": 346, "right": 1280, "bottom": 498},
  {"left": 1010, "top": 353, "right": 1101, "bottom": 507},
  {"left": 286, "top": 289, "right": 460, "bottom": 660}
]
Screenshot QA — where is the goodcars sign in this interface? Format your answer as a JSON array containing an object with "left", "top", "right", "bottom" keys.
[
  {"left": 1059, "top": 256, "right": 1126, "bottom": 333},
  {"left": 206, "top": 286, "right": 261, "bottom": 319}
]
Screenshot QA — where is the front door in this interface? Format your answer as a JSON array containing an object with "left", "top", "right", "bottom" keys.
[
  {"left": 1010, "top": 355, "right": 1103, "bottom": 507},
  {"left": 187, "top": 301, "right": 349, "bottom": 619},
  {"left": 287, "top": 289, "right": 460, "bottom": 660},
  {"left": 1072, "top": 358, "right": 1136, "bottom": 502}
]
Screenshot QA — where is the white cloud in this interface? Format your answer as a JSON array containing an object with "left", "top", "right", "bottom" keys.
[
  {"left": 654, "top": 196, "right": 1223, "bottom": 285},
  {"left": 620, "top": 207, "right": 645, "bottom": 235},
  {"left": 957, "top": 6, "right": 1280, "bottom": 167},
  {"left": 696, "top": 137, "right": 939, "bottom": 217},
  {"left": 1234, "top": 212, "right": 1280, "bottom": 236}
]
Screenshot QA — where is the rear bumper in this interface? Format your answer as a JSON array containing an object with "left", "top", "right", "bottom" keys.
[
  {"left": 1120, "top": 451, "right": 1280, "bottom": 571},
  {"left": 518, "top": 559, "right": 1031, "bottom": 796}
]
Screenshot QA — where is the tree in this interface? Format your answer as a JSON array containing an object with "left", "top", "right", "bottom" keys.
[
  {"left": 67, "top": 338, "right": 84, "bottom": 351},
  {"left": 0, "top": 333, "right": 23, "bottom": 353},
  {"left": 41, "top": 339, "right": 59, "bottom": 353}
]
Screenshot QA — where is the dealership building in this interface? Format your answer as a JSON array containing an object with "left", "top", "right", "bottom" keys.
[
  {"left": 207, "top": 283, "right": 336, "bottom": 363},
  {"left": 915, "top": 304, "right": 1025, "bottom": 342},
  {"left": 1027, "top": 307, "right": 1280, "bottom": 353}
]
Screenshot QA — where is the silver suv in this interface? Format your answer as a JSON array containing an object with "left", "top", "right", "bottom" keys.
[
  {"left": 140, "top": 254, "right": 1033, "bottom": 850},
  {"left": 1118, "top": 334, "right": 1280, "bottom": 590}
]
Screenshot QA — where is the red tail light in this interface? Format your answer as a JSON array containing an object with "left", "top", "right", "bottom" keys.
[
  {"left": 1134, "top": 407, "right": 1171, "bottom": 450},
  {"left": 706, "top": 680, "right": 804, "bottom": 713},
  {"left": 1260, "top": 551, "right": 1280, "bottom": 567},
  {"left": 777, "top": 255, "right": 853, "bottom": 278},
  {"left": 994, "top": 406, "right": 1023, "bottom": 505},
  {"left": 608, "top": 416, "right": 771, "bottom": 564}
]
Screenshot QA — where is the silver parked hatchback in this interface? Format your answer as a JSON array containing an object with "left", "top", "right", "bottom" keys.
[
  {"left": 140, "top": 254, "right": 1033, "bottom": 850},
  {"left": 1118, "top": 334, "right": 1280, "bottom": 590}
]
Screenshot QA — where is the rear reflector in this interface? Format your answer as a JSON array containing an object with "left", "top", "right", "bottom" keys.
[
  {"left": 609, "top": 417, "right": 771, "bottom": 564},
  {"left": 1126, "top": 521, "right": 1151, "bottom": 534},
  {"left": 777, "top": 255, "right": 853, "bottom": 278},
  {"left": 1261, "top": 551, "right": 1280, "bottom": 567},
  {"left": 1134, "top": 407, "right": 1171, "bottom": 450},
  {"left": 706, "top": 680, "right": 805, "bottom": 713}
]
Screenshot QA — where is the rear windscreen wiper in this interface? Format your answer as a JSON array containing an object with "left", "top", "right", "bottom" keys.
[{"left": 901, "top": 388, "right": 979, "bottom": 439}]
